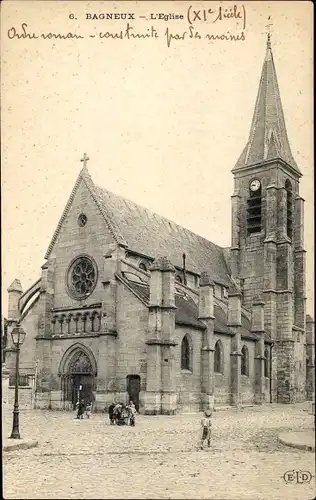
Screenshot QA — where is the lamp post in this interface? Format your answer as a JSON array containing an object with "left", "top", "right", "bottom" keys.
[
  {"left": 10, "top": 323, "right": 26, "bottom": 439},
  {"left": 78, "top": 384, "right": 82, "bottom": 404}
]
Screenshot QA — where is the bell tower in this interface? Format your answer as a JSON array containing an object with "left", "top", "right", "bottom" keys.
[{"left": 230, "top": 34, "right": 307, "bottom": 403}]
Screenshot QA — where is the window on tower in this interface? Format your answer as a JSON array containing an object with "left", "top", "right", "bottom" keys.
[
  {"left": 247, "top": 181, "right": 262, "bottom": 235},
  {"left": 285, "top": 179, "right": 293, "bottom": 239}
]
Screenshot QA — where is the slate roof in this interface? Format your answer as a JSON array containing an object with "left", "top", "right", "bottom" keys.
[
  {"left": 120, "top": 275, "right": 272, "bottom": 343},
  {"left": 45, "top": 166, "right": 231, "bottom": 285},
  {"left": 123, "top": 279, "right": 205, "bottom": 329},
  {"left": 233, "top": 39, "right": 300, "bottom": 174},
  {"left": 93, "top": 180, "right": 231, "bottom": 285}
]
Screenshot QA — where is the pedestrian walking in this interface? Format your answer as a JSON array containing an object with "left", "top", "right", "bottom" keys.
[
  {"left": 108, "top": 402, "right": 115, "bottom": 425},
  {"left": 200, "top": 409, "right": 212, "bottom": 450},
  {"left": 128, "top": 401, "right": 137, "bottom": 426},
  {"left": 76, "top": 399, "right": 85, "bottom": 420},
  {"left": 85, "top": 402, "right": 92, "bottom": 419}
]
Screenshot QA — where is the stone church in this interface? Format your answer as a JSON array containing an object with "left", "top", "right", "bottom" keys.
[{"left": 4, "top": 38, "right": 314, "bottom": 413}]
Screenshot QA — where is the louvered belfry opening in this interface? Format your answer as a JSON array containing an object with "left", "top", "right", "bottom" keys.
[
  {"left": 285, "top": 179, "right": 293, "bottom": 239},
  {"left": 247, "top": 186, "right": 262, "bottom": 235}
]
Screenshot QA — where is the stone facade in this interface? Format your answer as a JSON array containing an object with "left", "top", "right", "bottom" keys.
[{"left": 4, "top": 38, "right": 314, "bottom": 412}]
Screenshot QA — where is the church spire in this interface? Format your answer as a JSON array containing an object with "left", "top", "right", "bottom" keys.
[{"left": 233, "top": 35, "right": 301, "bottom": 174}]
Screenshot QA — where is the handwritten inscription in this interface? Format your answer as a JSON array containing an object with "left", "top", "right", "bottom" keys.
[
  {"left": 6, "top": 4, "right": 247, "bottom": 47},
  {"left": 98, "top": 24, "right": 158, "bottom": 40},
  {"left": 7, "top": 2, "right": 246, "bottom": 50},
  {"left": 187, "top": 4, "right": 246, "bottom": 30},
  {"left": 7, "top": 23, "right": 245, "bottom": 48},
  {"left": 7, "top": 23, "right": 83, "bottom": 40},
  {"left": 165, "top": 26, "right": 245, "bottom": 48}
]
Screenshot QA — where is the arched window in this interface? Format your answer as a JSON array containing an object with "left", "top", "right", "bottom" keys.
[
  {"left": 175, "top": 274, "right": 183, "bottom": 283},
  {"left": 247, "top": 181, "right": 262, "bottom": 235},
  {"left": 139, "top": 262, "right": 147, "bottom": 272},
  {"left": 214, "top": 340, "right": 223, "bottom": 374},
  {"left": 241, "top": 345, "right": 249, "bottom": 376},
  {"left": 285, "top": 179, "right": 293, "bottom": 239},
  {"left": 264, "top": 348, "right": 269, "bottom": 378},
  {"left": 181, "top": 334, "right": 192, "bottom": 371}
]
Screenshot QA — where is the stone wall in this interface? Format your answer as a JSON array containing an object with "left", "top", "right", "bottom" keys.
[
  {"left": 214, "top": 335, "right": 232, "bottom": 405},
  {"left": 7, "top": 386, "right": 34, "bottom": 409},
  {"left": 50, "top": 179, "right": 116, "bottom": 311},
  {"left": 293, "top": 334, "right": 306, "bottom": 402},
  {"left": 174, "top": 326, "right": 203, "bottom": 412},
  {"left": 240, "top": 340, "right": 256, "bottom": 404},
  {"left": 115, "top": 280, "right": 149, "bottom": 410},
  {"left": 276, "top": 340, "right": 295, "bottom": 403},
  {"left": 18, "top": 303, "right": 40, "bottom": 376}
]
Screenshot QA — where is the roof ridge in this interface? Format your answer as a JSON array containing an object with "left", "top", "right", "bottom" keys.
[
  {"left": 45, "top": 169, "right": 85, "bottom": 259},
  {"left": 45, "top": 168, "right": 127, "bottom": 260},
  {"left": 81, "top": 170, "right": 127, "bottom": 247},
  {"left": 94, "top": 182, "right": 225, "bottom": 252}
]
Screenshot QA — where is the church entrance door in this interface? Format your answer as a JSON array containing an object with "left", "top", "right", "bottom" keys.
[
  {"left": 127, "top": 375, "right": 140, "bottom": 411},
  {"left": 61, "top": 349, "right": 96, "bottom": 410},
  {"left": 71, "top": 373, "right": 94, "bottom": 409}
]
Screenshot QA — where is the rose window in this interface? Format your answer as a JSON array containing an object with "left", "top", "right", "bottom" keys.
[{"left": 67, "top": 256, "right": 97, "bottom": 299}]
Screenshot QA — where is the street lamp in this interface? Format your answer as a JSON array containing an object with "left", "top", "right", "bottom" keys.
[{"left": 10, "top": 323, "right": 26, "bottom": 439}]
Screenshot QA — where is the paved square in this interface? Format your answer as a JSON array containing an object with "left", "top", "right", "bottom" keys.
[{"left": 3, "top": 403, "right": 315, "bottom": 499}]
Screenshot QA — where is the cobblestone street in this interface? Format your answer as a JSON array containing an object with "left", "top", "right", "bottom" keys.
[{"left": 3, "top": 403, "right": 315, "bottom": 499}]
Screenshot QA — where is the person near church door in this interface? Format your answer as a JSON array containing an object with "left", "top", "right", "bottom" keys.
[
  {"left": 76, "top": 399, "right": 85, "bottom": 419},
  {"left": 108, "top": 402, "right": 115, "bottom": 424}
]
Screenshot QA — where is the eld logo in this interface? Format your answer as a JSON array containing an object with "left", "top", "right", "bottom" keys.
[{"left": 283, "top": 470, "right": 313, "bottom": 484}]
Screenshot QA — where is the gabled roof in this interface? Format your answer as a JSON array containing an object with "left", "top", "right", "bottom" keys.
[
  {"left": 93, "top": 182, "right": 231, "bottom": 285},
  {"left": 45, "top": 164, "right": 231, "bottom": 284},
  {"left": 233, "top": 38, "right": 300, "bottom": 175},
  {"left": 45, "top": 166, "right": 127, "bottom": 259}
]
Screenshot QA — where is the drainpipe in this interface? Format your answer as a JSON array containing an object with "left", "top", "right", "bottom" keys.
[
  {"left": 269, "top": 342, "right": 274, "bottom": 403},
  {"left": 182, "top": 253, "right": 187, "bottom": 286}
]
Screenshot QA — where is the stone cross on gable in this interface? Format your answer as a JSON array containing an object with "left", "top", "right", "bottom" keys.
[{"left": 80, "top": 152, "right": 90, "bottom": 168}]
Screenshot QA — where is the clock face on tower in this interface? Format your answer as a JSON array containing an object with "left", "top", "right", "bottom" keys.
[{"left": 250, "top": 179, "right": 261, "bottom": 192}]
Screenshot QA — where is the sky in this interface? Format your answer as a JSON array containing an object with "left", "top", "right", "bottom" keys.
[{"left": 1, "top": 1, "right": 314, "bottom": 316}]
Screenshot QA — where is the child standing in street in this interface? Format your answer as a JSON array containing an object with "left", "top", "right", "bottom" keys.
[
  {"left": 85, "top": 402, "right": 92, "bottom": 419},
  {"left": 128, "top": 401, "right": 137, "bottom": 426},
  {"left": 200, "top": 409, "right": 212, "bottom": 450}
]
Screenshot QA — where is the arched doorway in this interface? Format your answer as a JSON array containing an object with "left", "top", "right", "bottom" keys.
[
  {"left": 126, "top": 375, "right": 140, "bottom": 411},
  {"left": 59, "top": 345, "right": 97, "bottom": 410}
]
